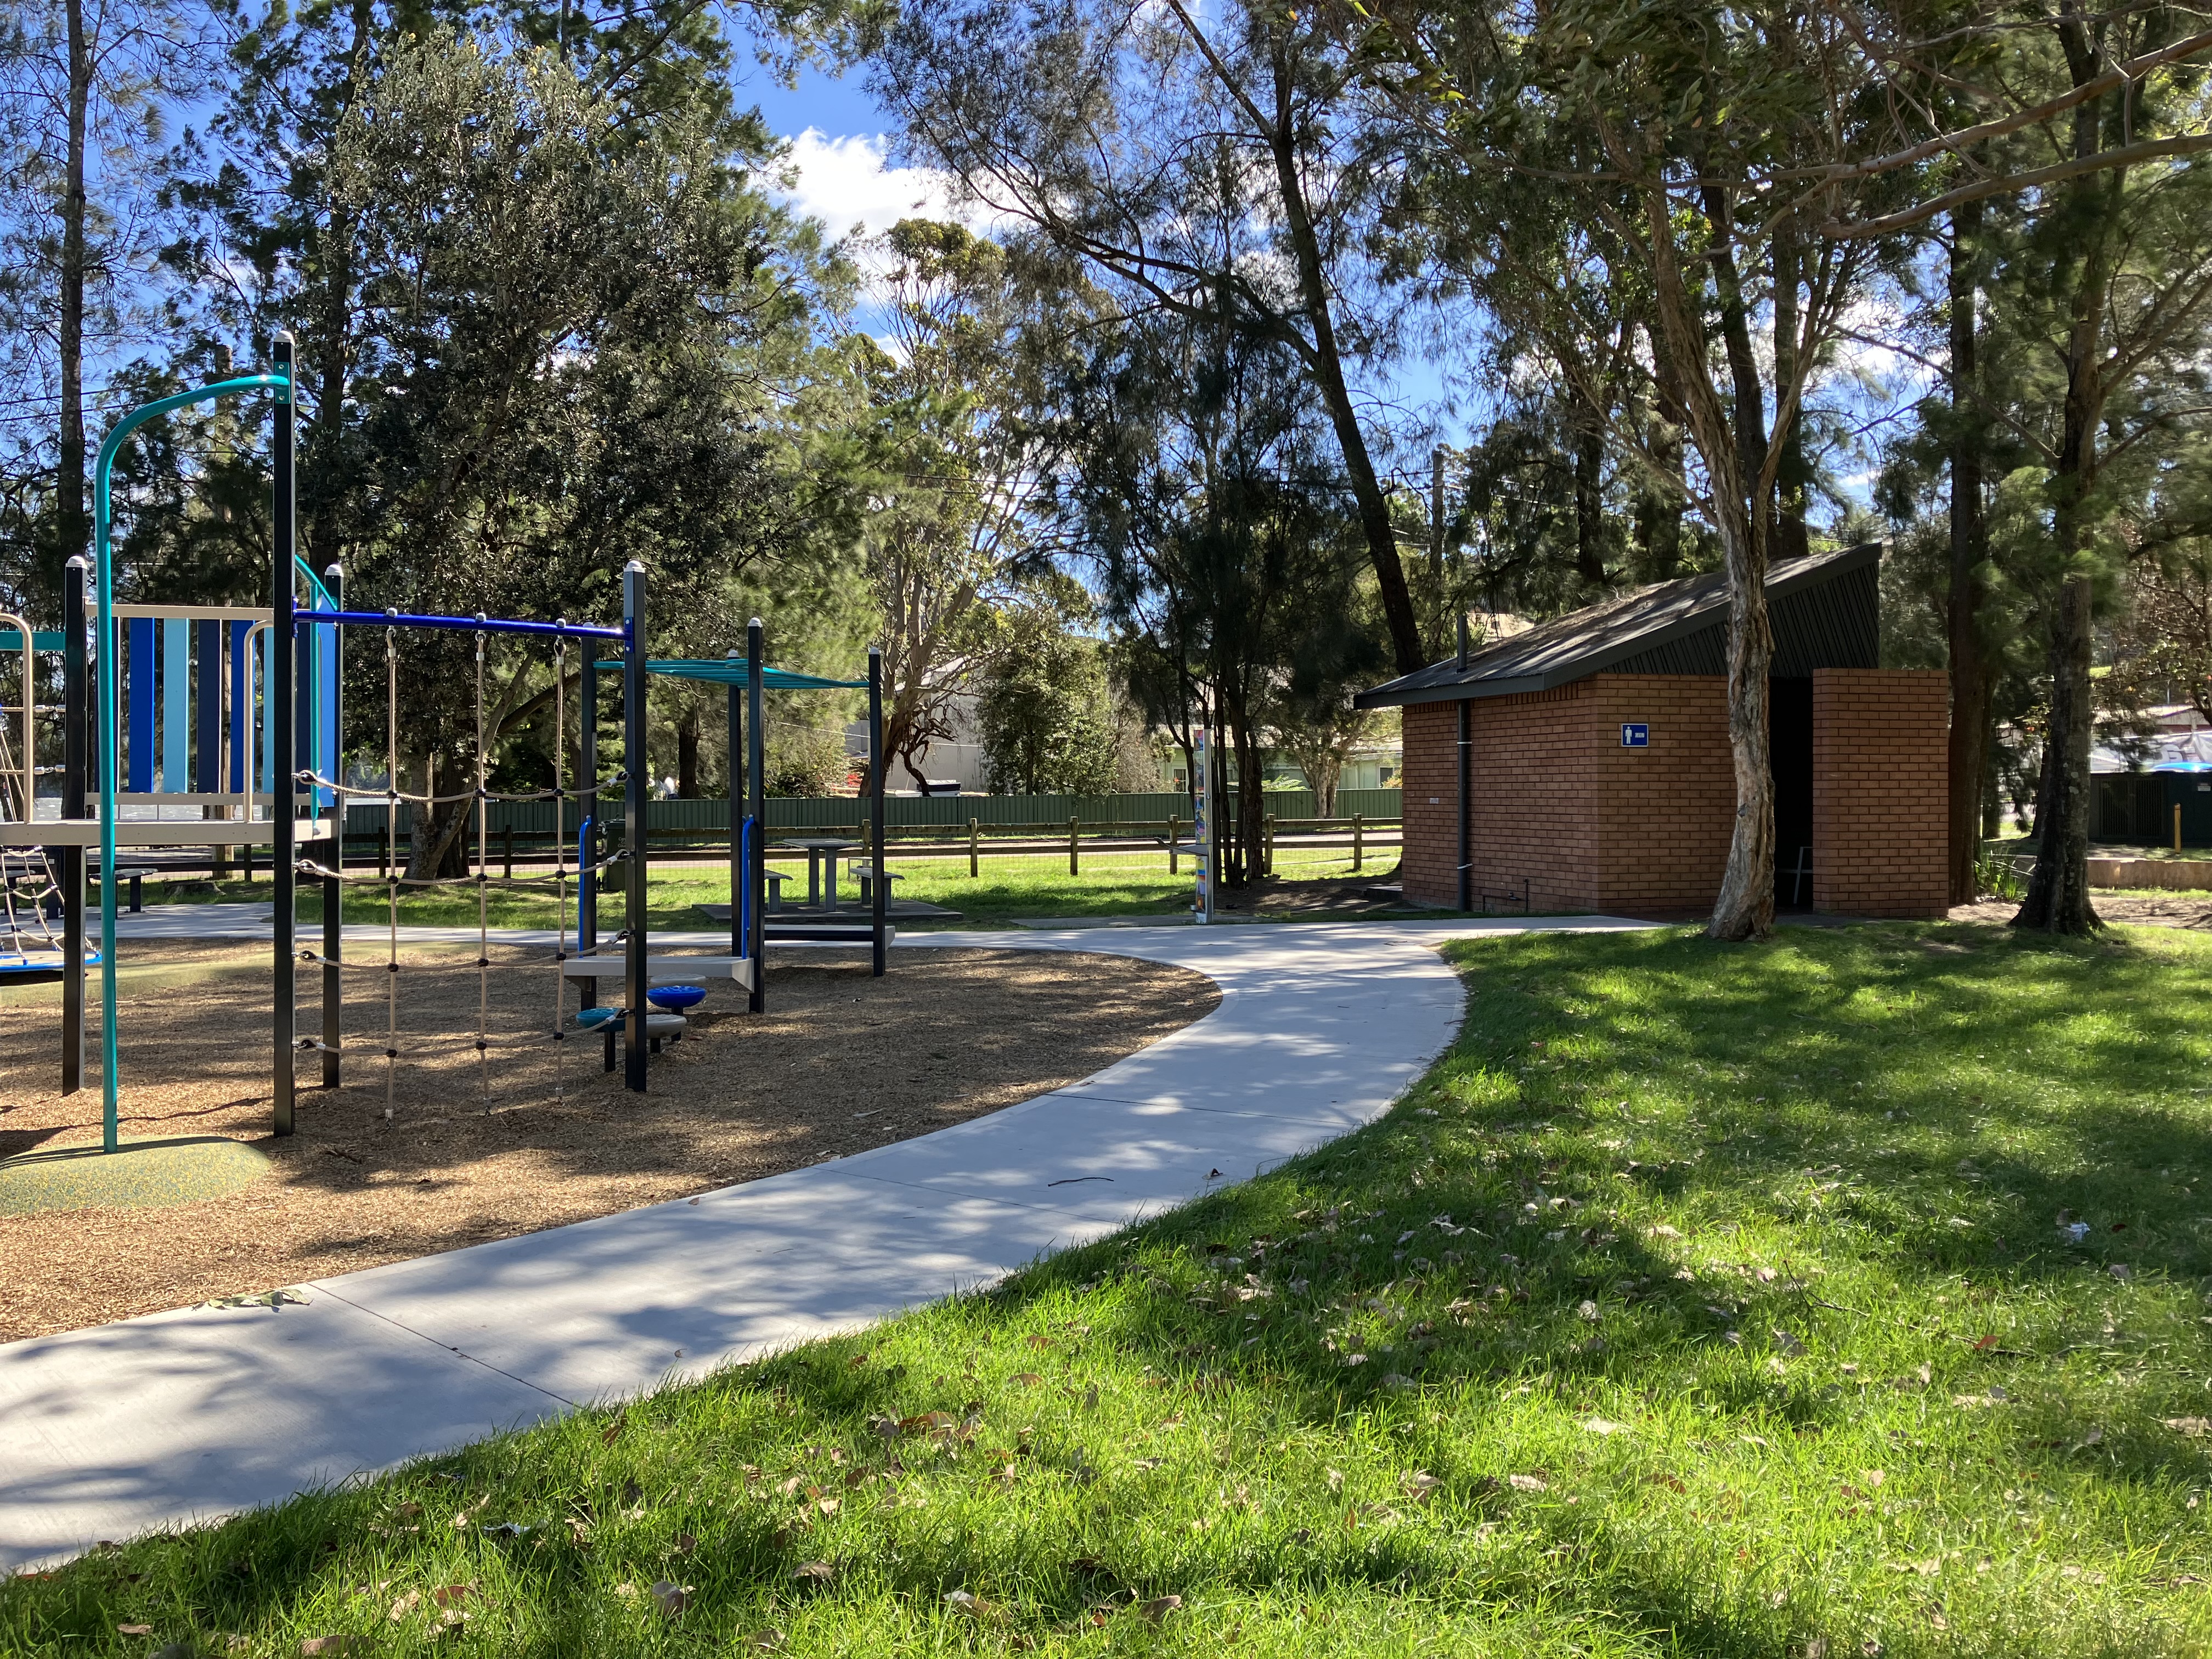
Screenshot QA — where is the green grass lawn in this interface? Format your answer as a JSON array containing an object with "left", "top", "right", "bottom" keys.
[
  {"left": 131, "top": 846, "right": 1388, "bottom": 932},
  {"left": 12, "top": 921, "right": 2212, "bottom": 1655}
]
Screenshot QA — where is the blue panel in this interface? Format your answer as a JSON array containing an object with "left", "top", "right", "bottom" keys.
[
  {"left": 127, "top": 618, "right": 154, "bottom": 792},
  {"left": 259, "top": 629, "right": 274, "bottom": 798},
  {"left": 162, "top": 617, "right": 189, "bottom": 792},
  {"left": 229, "top": 621, "right": 252, "bottom": 794}
]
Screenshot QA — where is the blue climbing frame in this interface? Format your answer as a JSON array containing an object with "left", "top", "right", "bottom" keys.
[{"left": 74, "top": 338, "right": 661, "bottom": 1149}]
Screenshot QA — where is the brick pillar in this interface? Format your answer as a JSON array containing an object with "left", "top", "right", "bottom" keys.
[{"left": 1812, "top": 669, "right": 1949, "bottom": 917}]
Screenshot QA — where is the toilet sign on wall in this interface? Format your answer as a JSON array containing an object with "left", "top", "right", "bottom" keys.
[{"left": 1621, "top": 723, "right": 1650, "bottom": 748}]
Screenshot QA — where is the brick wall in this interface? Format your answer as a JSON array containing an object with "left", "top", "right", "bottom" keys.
[
  {"left": 1400, "top": 690, "right": 1599, "bottom": 910},
  {"left": 1811, "top": 668, "right": 1949, "bottom": 917},
  {"left": 1589, "top": 675, "right": 1736, "bottom": 912},
  {"left": 1401, "top": 668, "right": 1948, "bottom": 917}
]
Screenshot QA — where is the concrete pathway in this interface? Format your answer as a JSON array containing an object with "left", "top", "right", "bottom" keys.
[{"left": 0, "top": 915, "right": 1652, "bottom": 1571}]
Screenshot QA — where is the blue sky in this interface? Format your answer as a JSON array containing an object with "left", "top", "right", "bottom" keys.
[{"left": 732, "top": 48, "right": 1475, "bottom": 473}]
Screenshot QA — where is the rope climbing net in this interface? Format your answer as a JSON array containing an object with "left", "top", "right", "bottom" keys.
[{"left": 291, "top": 622, "right": 629, "bottom": 1122}]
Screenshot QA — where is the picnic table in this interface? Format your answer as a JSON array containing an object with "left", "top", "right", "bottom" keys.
[{"left": 777, "top": 836, "right": 864, "bottom": 911}]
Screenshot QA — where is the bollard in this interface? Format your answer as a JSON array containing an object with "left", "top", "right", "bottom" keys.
[
  {"left": 969, "top": 816, "right": 980, "bottom": 878},
  {"left": 1169, "top": 813, "right": 1180, "bottom": 874},
  {"left": 1265, "top": 813, "right": 1274, "bottom": 877},
  {"left": 2177, "top": 803, "right": 2185, "bottom": 854},
  {"left": 503, "top": 823, "right": 514, "bottom": 880},
  {"left": 1353, "top": 811, "right": 1363, "bottom": 872},
  {"left": 1069, "top": 816, "right": 1080, "bottom": 877},
  {"left": 242, "top": 844, "right": 253, "bottom": 883}
]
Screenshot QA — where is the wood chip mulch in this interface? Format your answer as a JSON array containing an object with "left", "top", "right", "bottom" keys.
[{"left": 0, "top": 941, "right": 1218, "bottom": 1341}]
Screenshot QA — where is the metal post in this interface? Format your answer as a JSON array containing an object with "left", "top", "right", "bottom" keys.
[
  {"left": 1193, "top": 726, "right": 1213, "bottom": 923},
  {"left": 321, "top": 561, "right": 342, "bottom": 1089},
  {"left": 868, "top": 645, "right": 886, "bottom": 977},
  {"left": 1455, "top": 612, "right": 1471, "bottom": 913},
  {"left": 727, "top": 651, "right": 743, "bottom": 958},
  {"left": 623, "top": 560, "right": 648, "bottom": 1090},
  {"left": 60, "top": 556, "right": 86, "bottom": 1094},
  {"left": 1353, "top": 811, "right": 1363, "bottom": 872},
  {"left": 1169, "top": 813, "right": 1178, "bottom": 874},
  {"left": 969, "top": 816, "right": 979, "bottom": 878},
  {"left": 273, "top": 333, "right": 297, "bottom": 1136},
  {"left": 578, "top": 630, "right": 597, "bottom": 1015},
  {"left": 1068, "top": 815, "right": 1079, "bottom": 876},
  {"left": 747, "top": 617, "right": 765, "bottom": 1013}
]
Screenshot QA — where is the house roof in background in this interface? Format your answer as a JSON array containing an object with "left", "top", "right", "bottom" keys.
[{"left": 1354, "top": 541, "right": 1884, "bottom": 709}]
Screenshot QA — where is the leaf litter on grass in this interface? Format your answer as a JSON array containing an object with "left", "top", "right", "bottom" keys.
[{"left": 13, "top": 923, "right": 2212, "bottom": 1655}]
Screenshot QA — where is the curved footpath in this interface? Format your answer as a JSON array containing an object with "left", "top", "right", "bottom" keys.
[{"left": 0, "top": 915, "right": 1650, "bottom": 1571}]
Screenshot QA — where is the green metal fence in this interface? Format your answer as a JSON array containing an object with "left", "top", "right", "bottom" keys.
[{"left": 342, "top": 787, "right": 1403, "bottom": 839}]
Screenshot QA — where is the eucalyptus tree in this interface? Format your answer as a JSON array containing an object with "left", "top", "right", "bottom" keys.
[
  {"left": 853, "top": 218, "right": 1085, "bottom": 786},
  {"left": 1354, "top": 0, "right": 1896, "bottom": 938},
  {"left": 870, "top": 0, "right": 1433, "bottom": 675}
]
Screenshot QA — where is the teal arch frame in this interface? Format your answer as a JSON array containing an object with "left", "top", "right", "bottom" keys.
[{"left": 92, "top": 358, "right": 292, "bottom": 1151}]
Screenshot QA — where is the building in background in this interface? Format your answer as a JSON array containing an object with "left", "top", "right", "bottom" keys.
[{"left": 1356, "top": 541, "right": 1949, "bottom": 918}]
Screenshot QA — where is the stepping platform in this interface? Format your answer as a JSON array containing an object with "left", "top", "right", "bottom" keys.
[
  {"left": 764, "top": 921, "right": 899, "bottom": 945},
  {"left": 562, "top": 954, "right": 755, "bottom": 991},
  {"left": 0, "top": 1135, "right": 270, "bottom": 1217},
  {"left": 696, "top": 900, "right": 957, "bottom": 923}
]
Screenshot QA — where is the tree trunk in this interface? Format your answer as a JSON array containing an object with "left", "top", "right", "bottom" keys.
[
  {"left": 1708, "top": 503, "right": 1777, "bottom": 941},
  {"left": 1571, "top": 401, "right": 1605, "bottom": 587},
  {"left": 1263, "top": 46, "right": 1423, "bottom": 676},
  {"left": 676, "top": 705, "right": 699, "bottom": 798},
  {"left": 1945, "top": 200, "right": 1992, "bottom": 905},
  {"left": 405, "top": 751, "right": 472, "bottom": 879},
  {"left": 2013, "top": 573, "right": 2100, "bottom": 933},
  {"left": 303, "top": 0, "right": 374, "bottom": 571},
  {"left": 1771, "top": 212, "right": 1810, "bottom": 565},
  {"left": 2013, "top": 15, "right": 2120, "bottom": 934},
  {"left": 1703, "top": 186, "right": 1770, "bottom": 506},
  {"left": 1688, "top": 184, "right": 1776, "bottom": 942},
  {"left": 1633, "top": 400, "right": 1685, "bottom": 581},
  {"left": 55, "top": 0, "right": 89, "bottom": 590}
]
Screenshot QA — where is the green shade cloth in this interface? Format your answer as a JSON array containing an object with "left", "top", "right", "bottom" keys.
[
  {"left": 0, "top": 1134, "right": 271, "bottom": 1216},
  {"left": 593, "top": 658, "right": 867, "bottom": 690}
]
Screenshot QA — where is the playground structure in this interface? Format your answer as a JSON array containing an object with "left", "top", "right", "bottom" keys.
[{"left": 0, "top": 332, "right": 895, "bottom": 1154}]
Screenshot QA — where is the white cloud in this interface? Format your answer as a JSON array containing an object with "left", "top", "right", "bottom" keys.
[{"left": 775, "top": 129, "right": 975, "bottom": 245}]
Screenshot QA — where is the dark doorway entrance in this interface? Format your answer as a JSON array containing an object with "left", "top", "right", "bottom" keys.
[{"left": 1771, "top": 678, "right": 1814, "bottom": 909}]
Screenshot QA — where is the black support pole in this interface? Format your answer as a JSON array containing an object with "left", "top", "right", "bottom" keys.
[
  {"left": 868, "top": 645, "right": 885, "bottom": 977},
  {"left": 273, "top": 332, "right": 297, "bottom": 1136},
  {"left": 623, "top": 560, "right": 647, "bottom": 1092},
  {"left": 322, "top": 562, "right": 343, "bottom": 1088},
  {"left": 727, "top": 650, "right": 742, "bottom": 960},
  {"left": 747, "top": 618, "right": 765, "bottom": 1014},
  {"left": 1455, "top": 611, "right": 1470, "bottom": 914},
  {"left": 60, "top": 555, "right": 86, "bottom": 1094}
]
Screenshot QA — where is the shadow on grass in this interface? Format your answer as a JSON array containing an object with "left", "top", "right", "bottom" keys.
[{"left": 9, "top": 922, "right": 2211, "bottom": 1655}]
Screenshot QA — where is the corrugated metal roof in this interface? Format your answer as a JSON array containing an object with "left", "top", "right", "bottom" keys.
[{"left": 1355, "top": 541, "right": 1883, "bottom": 709}]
